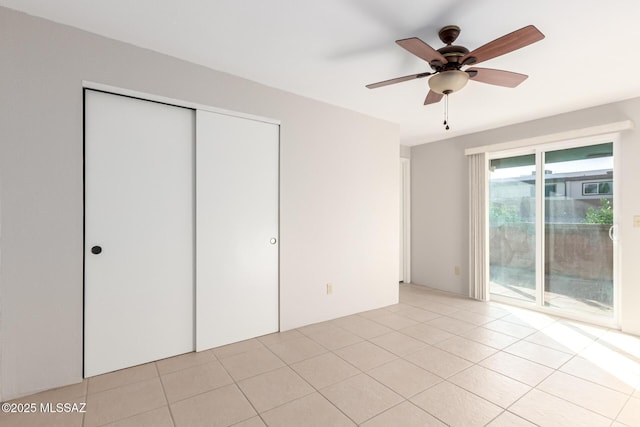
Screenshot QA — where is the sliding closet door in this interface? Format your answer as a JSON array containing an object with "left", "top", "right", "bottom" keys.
[
  {"left": 84, "top": 90, "right": 195, "bottom": 377},
  {"left": 196, "top": 110, "right": 279, "bottom": 350}
]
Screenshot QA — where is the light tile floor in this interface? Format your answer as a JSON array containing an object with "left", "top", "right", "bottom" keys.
[{"left": 3, "top": 283, "right": 640, "bottom": 426}]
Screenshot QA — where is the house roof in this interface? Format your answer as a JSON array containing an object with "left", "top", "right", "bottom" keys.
[{"left": 2, "top": 0, "right": 640, "bottom": 145}]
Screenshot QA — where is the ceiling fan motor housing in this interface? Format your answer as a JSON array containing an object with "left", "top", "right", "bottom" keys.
[{"left": 432, "top": 45, "right": 469, "bottom": 70}]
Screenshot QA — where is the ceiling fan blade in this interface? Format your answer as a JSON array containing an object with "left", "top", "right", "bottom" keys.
[
  {"left": 461, "top": 25, "right": 544, "bottom": 66},
  {"left": 396, "top": 37, "right": 448, "bottom": 65},
  {"left": 467, "top": 67, "right": 528, "bottom": 87},
  {"left": 366, "top": 72, "right": 432, "bottom": 89},
  {"left": 424, "top": 90, "right": 444, "bottom": 105}
]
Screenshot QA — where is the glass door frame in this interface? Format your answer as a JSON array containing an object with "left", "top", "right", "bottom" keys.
[{"left": 486, "top": 133, "right": 621, "bottom": 328}]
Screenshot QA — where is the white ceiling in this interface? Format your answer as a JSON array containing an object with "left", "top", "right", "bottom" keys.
[{"left": 3, "top": 0, "right": 640, "bottom": 145}]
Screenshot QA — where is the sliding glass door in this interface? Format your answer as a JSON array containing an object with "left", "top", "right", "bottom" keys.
[
  {"left": 543, "top": 144, "right": 614, "bottom": 318},
  {"left": 489, "top": 154, "right": 537, "bottom": 303},
  {"left": 488, "top": 141, "right": 616, "bottom": 322}
]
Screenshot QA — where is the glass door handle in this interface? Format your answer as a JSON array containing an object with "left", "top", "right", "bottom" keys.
[{"left": 609, "top": 225, "right": 616, "bottom": 241}]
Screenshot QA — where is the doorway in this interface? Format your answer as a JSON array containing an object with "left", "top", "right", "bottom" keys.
[{"left": 488, "top": 139, "right": 618, "bottom": 324}]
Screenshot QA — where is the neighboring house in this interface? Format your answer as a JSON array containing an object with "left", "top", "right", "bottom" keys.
[{"left": 490, "top": 169, "right": 614, "bottom": 223}]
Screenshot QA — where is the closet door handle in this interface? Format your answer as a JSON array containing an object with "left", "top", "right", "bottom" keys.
[
  {"left": 270, "top": 238, "right": 277, "bottom": 245},
  {"left": 91, "top": 245, "right": 102, "bottom": 254}
]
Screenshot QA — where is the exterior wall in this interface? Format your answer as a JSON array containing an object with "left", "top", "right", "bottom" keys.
[{"left": 490, "top": 223, "right": 613, "bottom": 281}]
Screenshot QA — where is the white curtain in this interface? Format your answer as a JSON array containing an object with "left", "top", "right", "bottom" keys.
[{"left": 468, "top": 153, "right": 488, "bottom": 300}]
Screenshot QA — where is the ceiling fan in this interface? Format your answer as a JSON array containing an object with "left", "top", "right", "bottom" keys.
[{"left": 366, "top": 25, "right": 545, "bottom": 129}]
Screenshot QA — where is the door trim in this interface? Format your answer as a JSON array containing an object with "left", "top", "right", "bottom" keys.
[
  {"left": 400, "top": 158, "right": 411, "bottom": 284},
  {"left": 82, "top": 81, "right": 280, "bottom": 125}
]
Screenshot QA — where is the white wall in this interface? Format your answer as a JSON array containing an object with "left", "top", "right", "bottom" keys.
[
  {"left": 0, "top": 7, "right": 399, "bottom": 401},
  {"left": 400, "top": 144, "right": 411, "bottom": 159},
  {"left": 411, "top": 139, "right": 468, "bottom": 294},
  {"left": 411, "top": 97, "right": 640, "bottom": 335}
]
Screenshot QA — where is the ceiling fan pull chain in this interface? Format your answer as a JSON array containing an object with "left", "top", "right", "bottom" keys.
[{"left": 444, "top": 93, "right": 450, "bottom": 130}]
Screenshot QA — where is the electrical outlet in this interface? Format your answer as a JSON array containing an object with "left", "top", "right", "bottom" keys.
[
  {"left": 326, "top": 283, "right": 333, "bottom": 295},
  {"left": 454, "top": 266, "right": 461, "bottom": 276}
]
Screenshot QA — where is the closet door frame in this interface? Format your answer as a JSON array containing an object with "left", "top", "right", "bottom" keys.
[
  {"left": 83, "top": 82, "right": 279, "bottom": 126},
  {"left": 82, "top": 81, "right": 281, "bottom": 373}
]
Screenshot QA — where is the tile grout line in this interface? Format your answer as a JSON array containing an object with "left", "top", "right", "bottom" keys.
[
  {"left": 214, "top": 346, "right": 269, "bottom": 426},
  {"left": 324, "top": 343, "right": 424, "bottom": 424},
  {"left": 303, "top": 312, "right": 468, "bottom": 425},
  {"left": 154, "top": 362, "right": 178, "bottom": 427},
  {"left": 283, "top": 330, "right": 369, "bottom": 425},
  {"left": 394, "top": 291, "right": 622, "bottom": 424},
  {"left": 85, "top": 363, "right": 159, "bottom": 396},
  {"left": 516, "top": 387, "right": 616, "bottom": 424},
  {"left": 496, "top": 328, "right": 625, "bottom": 424},
  {"left": 532, "top": 367, "right": 630, "bottom": 422},
  {"left": 155, "top": 349, "right": 217, "bottom": 377},
  {"left": 609, "top": 392, "right": 633, "bottom": 425},
  {"left": 243, "top": 337, "right": 366, "bottom": 426},
  {"left": 81, "top": 379, "right": 88, "bottom": 427},
  {"left": 275, "top": 318, "right": 439, "bottom": 425},
  {"left": 383, "top": 299, "right": 563, "bottom": 422}
]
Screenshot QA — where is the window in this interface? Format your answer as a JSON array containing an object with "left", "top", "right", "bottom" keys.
[{"left": 583, "top": 181, "right": 612, "bottom": 196}]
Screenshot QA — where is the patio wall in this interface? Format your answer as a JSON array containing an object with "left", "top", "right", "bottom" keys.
[{"left": 490, "top": 223, "right": 613, "bottom": 281}]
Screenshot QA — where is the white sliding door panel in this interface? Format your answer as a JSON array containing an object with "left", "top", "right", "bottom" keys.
[
  {"left": 196, "top": 110, "right": 279, "bottom": 350},
  {"left": 84, "top": 90, "right": 195, "bottom": 377}
]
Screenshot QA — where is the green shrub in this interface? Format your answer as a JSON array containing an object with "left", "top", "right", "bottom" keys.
[
  {"left": 490, "top": 204, "right": 521, "bottom": 225},
  {"left": 584, "top": 199, "right": 613, "bottom": 225}
]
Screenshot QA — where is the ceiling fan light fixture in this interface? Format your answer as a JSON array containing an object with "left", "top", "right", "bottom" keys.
[{"left": 428, "top": 70, "right": 469, "bottom": 95}]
